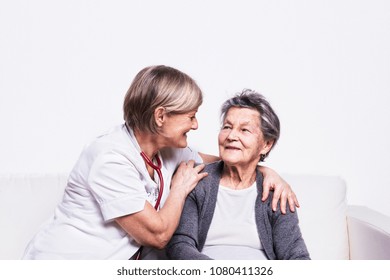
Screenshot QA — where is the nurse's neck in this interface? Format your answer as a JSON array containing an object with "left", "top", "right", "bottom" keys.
[{"left": 133, "top": 129, "right": 162, "bottom": 160}]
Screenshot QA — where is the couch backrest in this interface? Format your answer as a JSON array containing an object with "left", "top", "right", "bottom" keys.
[
  {"left": 0, "top": 173, "right": 349, "bottom": 259},
  {"left": 0, "top": 174, "right": 68, "bottom": 259},
  {"left": 282, "top": 173, "right": 349, "bottom": 259}
]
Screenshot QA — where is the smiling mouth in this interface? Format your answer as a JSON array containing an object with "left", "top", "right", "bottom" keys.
[{"left": 225, "top": 146, "right": 240, "bottom": 150}]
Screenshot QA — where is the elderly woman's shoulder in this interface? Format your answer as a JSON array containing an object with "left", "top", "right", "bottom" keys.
[
  {"left": 204, "top": 161, "right": 223, "bottom": 172},
  {"left": 193, "top": 161, "right": 223, "bottom": 190}
]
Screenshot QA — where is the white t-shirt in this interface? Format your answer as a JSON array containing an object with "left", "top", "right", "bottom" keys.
[
  {"left": 22, "top": 124, "right": 202, "bottom": 259},
  {"left": 201, "top": 182, "right": 267, "bottom": 260}
]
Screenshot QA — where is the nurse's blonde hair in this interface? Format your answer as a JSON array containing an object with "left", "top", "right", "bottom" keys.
[{"left": 123, "top": 65, "right": 203, "bottom": 133}]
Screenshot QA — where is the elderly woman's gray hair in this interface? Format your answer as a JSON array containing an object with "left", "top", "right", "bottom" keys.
[{"left": 220, "top": 89, "right": 280, "bottom": 161}]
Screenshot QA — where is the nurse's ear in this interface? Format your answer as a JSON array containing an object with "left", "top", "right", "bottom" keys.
[{"left": 154, "top": 107, "right": 166, "bottom": 128}]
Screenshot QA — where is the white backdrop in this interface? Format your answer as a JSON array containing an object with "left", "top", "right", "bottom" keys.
[{"left": 1, "top": 0, "right": 389, "bottom": 216}]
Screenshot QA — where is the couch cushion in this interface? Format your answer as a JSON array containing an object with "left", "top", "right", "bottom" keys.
[
  {"left": 282, "top": 174, "right": 349, "bottom": 259},
  {"left": 0, "top": 173, "right": 349, "bottom": 260},
  {"left": 0, "top": 174, "right": 67, "bottom": 259}
]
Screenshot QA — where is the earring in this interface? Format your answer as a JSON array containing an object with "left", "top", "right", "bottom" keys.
[{"left": 260, "top": 154, "right": 266, "bottom": 162}]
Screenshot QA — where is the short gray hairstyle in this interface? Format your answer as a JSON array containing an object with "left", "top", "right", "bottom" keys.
[
  {"left": 123, "top": 65, "right": 203, "bottom": 133},
  {"left": 220, "top": 89, "right": 280, "bottom": 161}
]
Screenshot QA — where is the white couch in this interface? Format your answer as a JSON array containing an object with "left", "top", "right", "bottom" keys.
[{"left": 1, "top": 173, "right": 390, "bottom": 260}]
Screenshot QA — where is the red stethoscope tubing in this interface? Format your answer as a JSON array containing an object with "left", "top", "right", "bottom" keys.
[
  {"left": 133, "top": 151, "right": 164, "bottom": 260},
  {"left": 140, "top": 151, "right": 164, "bottom": 210}
]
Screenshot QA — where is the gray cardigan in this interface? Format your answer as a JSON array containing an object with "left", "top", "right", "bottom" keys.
[{"left": 166, "top": 161, "right": 310, "bottom": 260}]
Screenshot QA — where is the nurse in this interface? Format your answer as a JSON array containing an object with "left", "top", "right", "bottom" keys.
[{"left": 23, "top": 65, "right": 298, "bottom": 259}]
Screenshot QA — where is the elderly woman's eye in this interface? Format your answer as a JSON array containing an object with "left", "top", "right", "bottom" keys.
[{"left": 222, "top": 125, "right": 231, "bottom": 130}]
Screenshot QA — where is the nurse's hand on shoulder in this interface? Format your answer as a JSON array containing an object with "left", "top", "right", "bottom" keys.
[{"left": 170, "top": 160, "right": 208, "bottom": 197}]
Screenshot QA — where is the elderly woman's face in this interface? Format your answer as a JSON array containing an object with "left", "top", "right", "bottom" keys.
[{"left": 218, "top": 107, "right": 271, "bottom": 167}]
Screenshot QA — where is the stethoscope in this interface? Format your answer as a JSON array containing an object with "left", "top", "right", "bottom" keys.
[
  {"left": 133, "top": 151, "right": 164, "bottom": 260},
  {"left": 140, "top": 151, "right": 164, "bottom": 210}
]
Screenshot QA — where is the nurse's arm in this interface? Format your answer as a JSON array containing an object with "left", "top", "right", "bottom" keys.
[{"left": 115, "top": 161, "right": 207, "bottom": 249}]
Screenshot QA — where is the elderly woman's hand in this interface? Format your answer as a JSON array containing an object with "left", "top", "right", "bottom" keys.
[{"left": 258, "top": 165, "right": 299, "bottom": 214}]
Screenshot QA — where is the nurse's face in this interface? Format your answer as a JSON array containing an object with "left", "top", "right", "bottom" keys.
[{"left": 159, "top": 110, "right": 199, "bottom": 148}]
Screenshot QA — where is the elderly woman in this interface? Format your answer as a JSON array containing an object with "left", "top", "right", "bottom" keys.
[
  {"left": 23, "top": 66, "right": 298, "bottom": 260},
  {"left": 167, "top": 89, "right": 310, "bottom": 260}
]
